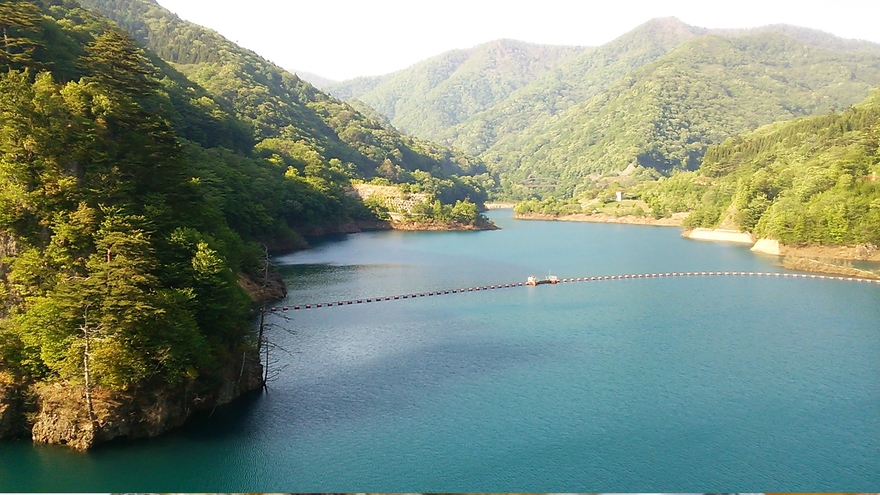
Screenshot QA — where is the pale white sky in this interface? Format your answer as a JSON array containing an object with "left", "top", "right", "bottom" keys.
[{"left": 156, "top": 0, "right": 880, "bottom": 81}]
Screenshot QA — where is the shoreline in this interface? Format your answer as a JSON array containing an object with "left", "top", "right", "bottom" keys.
[
  {"left": 682, "top": 228, "right": 755, "bottom": 244},
  {"left": 484, "top": 202, "right": 516, "bottom": 209},
  {"left": 513, "top": 211, "right": 687, "bottom": 226},
  {"left": 512, "top": 212, "right": 879, "bottom": 276},
  {"left": 299, "top": 218, "right": 498, "bottom": 237}
]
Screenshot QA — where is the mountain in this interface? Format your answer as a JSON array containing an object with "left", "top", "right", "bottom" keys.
[
  {"left": 640, "top": 89, "right": 880, "bottom": 246},
  {"left": 0, "top": 0, "right": 270, "bottom": 448},
  {"left": 78, "top": 0, "right": 492, "bottom": 190},
  {"left": 484, "top": 28, "right": 880, "bottom": 197},
  {"left": 0, "top": 0, "right": 494, "bottom": 449},
  {"left": 324, "top": 18, "right": 880, "bottom": 200},
  {"left": 446, "top": 17, "right": 706, "bottom": 155},
  {"left": 325, "top": 39, "right": 585, "bottom": 144}
]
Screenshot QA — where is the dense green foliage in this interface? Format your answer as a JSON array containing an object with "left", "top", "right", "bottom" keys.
[
  {"left": 487, "top": 31, "right": 880, "bottom": 198},
  {"left": 0, "top": 6, "right": 250, "bottom": 388},
  {"left": 640, "top": 91, "right": 880, "bottom": 245},
  {"left": 326, "top": 39, "right": 584, "bottom": 145},
  {"left": 0, "top": 0, "right": 494, "bottom": 392},
  {"left": 79, "top": 0, "right": 491, "bottom": 188},
  {"left": 447, "top": 18, "right": 704, "bottom": 155},
  {"left": 326, "top": 18, "right": 880, "bottom": 202}
]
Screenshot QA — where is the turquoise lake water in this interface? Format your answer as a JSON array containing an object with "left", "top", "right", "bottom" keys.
[{"left": 1, "top": 210, "right": 879, "bottom": 492}]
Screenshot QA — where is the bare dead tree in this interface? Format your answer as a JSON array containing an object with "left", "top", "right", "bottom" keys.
[
  {"left": 79, "top": 305, "right": 98, "bottom": 432},
  {"left": 257, "top": 244, "right": 270, "bottom": 389}
]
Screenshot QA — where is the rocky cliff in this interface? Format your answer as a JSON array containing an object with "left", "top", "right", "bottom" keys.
[{"left": 3, "top": 350, "right": 262, "bottom": 450}]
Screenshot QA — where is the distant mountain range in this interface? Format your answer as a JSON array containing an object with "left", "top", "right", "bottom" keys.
[
  {"left": 326, "top": 39, "right": 584, "bottom": 143},
  {"left": 327, "top": 18, "right": 880, "bottom": 198}
]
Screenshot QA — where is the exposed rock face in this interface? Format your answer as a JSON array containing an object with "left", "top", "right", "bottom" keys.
[
  {"left": 780, "top": 256, "right": 880, "bottom": 279},
  {"left": 29, "top": 351, "right": 263, "bottom": 450},
  {"left": 389, "top": 219, "right": 499, "bottom": 231},
  {"left": 751, "top": 238, "right": 780, "bottom": 255},
  {"left": 237, "top": 270, "right": 287, "bottom": 304},
  {"left": 682, "top": 228, "right": 755, "bottom": 244}
]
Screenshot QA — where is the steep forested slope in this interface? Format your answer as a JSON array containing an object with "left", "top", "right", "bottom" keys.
[
  {"left": 641, "top": 90, "right": 880, "bottom": 246},
  {"left": 0, "top": 0, "right": 492, "bottom": 449},
  {"left": 485, "top": 30, "right": 880, "bottom": 197},
  {"left": 0, "top": 0, "right": 264, "bottom": 448},
  {"left": 322, "top": 17, "right": 880, "bottom": 201},
  {"left": 326, "top": 39, "right": 585, "bottom": 143},
  {"left": 446, "top": 17, "right": 705, "bottom": 155},
  {"left": 79, "top": 0, "right": 493, "bottom": 200}
]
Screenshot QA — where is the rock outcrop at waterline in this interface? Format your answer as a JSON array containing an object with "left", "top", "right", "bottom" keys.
[
  {"left": 238, "top": 270, "right": 288, "bottom": 304},
  {"left": 682, "top": 228, "right": 755, "bottom": 244},
  {"left": 1, "top": 351, "right": 263, "bottom": 450}
]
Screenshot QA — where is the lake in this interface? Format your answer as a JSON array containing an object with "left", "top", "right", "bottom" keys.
[{"left": 1, "top": 210, "right": 878, "bottom": 492}]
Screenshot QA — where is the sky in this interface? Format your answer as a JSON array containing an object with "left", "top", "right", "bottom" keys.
[{"left": 156, "top": 0, "right": 880, "bottom": 82}]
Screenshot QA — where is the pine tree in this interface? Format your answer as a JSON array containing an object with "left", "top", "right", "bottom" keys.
[
  {"left": 0, "top": 0, "right": 44, "bottom": 71},
  {"left": 79, "top": 29, "right": 158, "bottom": 100}
]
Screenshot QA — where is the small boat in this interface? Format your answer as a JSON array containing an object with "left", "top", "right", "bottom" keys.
[{"left": 526, "top": 273, "right": 558, "bottom": 286}]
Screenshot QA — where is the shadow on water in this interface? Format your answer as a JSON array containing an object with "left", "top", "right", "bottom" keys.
[
  {"left": 165, "top": 388, "right": 267, "bottom": 442},
  {"left": 82, "top": 389, "right": 269, "bottom": 451},
  {"left": 277, "top": 263, "right": 407, "bottom": 291},
  {"left": 302, "top": 233, "right": 352, "bottom": 247},
  {"left": 270, "top": 336, "right": 558, "bottom": 432}
]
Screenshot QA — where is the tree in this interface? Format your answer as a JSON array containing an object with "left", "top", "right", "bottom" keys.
[
  {"left": 80, "top": 29, "right": 159, "bottom": 100},
  {"left": 14, "top": 209, "right": 209, "bottom": 389},
  {"left": 0, "top": 1, "right": 44, "bottom": 71}
]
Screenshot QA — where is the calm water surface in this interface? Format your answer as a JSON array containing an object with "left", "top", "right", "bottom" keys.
[{"left": 2, "top": 210, "right": 879, "bottom": 492}]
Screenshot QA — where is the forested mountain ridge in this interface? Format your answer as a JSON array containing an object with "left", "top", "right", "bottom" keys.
[
  {"left": 78, "top": 0, "right": 491, "bottom": 183},
  {"left": 0, "top": 0, "right": 492, "bottom": 449},
  {"left": 637, "top": 89, "right": 880, "bottom": 247},
  {"left": 444, "top": 17, "right": 706, "bottom": 155},
  {"left": 323, "top": 18, "right": 880, "bottom": 200},
  {"left": 485, "top": 29, "right": 880, "bottom": 198},
  {"left": 325, "top": 39, "right": 585, "bottom": 144}
]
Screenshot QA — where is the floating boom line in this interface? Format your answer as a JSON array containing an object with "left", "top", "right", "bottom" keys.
[{"left": 266, "top": 271, "right": 880, "bottom": 312}]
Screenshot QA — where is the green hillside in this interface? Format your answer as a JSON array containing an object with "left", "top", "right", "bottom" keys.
[
  {"left": 0, "top": 0, "right": 261, "bottom": 405},
  {"left": 326, "top": 39, "right": 584, "bottom": 143},
  {"left": 486, "top": 30, "right": 880, "bottom": 198},
  {"left": 0, "top": 0, "right": 495, "bottom": 447},
  {"left": 446, "top": 17, "right": 705, "bottom": 155},
  {"left": 641, "top": 90, "right": 880, "bottom": 246},
  {"left": 78, "top": 0, "right": 492, "bottom": 194}
]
